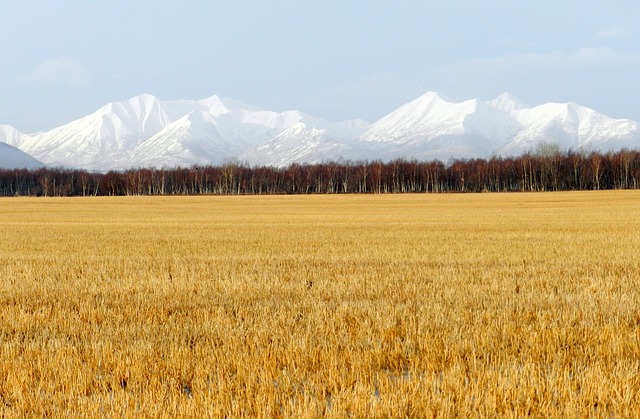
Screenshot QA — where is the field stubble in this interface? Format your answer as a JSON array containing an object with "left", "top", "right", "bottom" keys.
[{"left": 1, "top": 192, "right": 640, "bottom": 417}]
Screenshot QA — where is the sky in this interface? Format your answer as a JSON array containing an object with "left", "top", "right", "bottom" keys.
[{"left": 1, "top": 0, "right": 639, "bottom": 133}]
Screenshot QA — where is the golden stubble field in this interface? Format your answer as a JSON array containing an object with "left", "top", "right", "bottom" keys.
[{"left": 1, "top": 192, "right": 639, "bottom": 417}]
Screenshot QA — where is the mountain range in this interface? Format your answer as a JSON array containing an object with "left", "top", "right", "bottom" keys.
[{"left": 1, "top": 92, "right": 638, "bottom": 171}]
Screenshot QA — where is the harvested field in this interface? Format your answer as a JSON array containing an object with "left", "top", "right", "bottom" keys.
[{"left": 0, "top": 192, "right": 639, "bottom": 417}]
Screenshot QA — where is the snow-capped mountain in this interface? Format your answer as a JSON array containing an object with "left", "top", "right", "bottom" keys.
[
  {"left": 0, "top": 124, "right": 30, "bottom": 148},
  {"left": 122, "top": 108, "right": 298, "bottom": 169},
  {"left": 13, "top": 94, "right": 205, "bottom": 169},
  {"left": 359, "top": 92, "right": 638, "bottom": 162},
  {"left": 1, "top": 92, "right": 639, "bottom": 170},
  {"left": 5, "top": 94, "right": 364, "bottom": 170},
  {"left": 487, "top": 92, "right": 529, "bottom": 113},
  {"left": 359, "top": 92, "right": 523, "bottom": 161},
  {"left": 501, "top": 102, "right": 639, "bottom": 156},
  {"left": 0, "top": 125, "right": 43, "bottom": 169},
  {"left": 239, "top": 116, "right": 370, "bottom": 167}
]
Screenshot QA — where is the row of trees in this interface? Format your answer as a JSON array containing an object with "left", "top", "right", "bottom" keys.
[{"left": 1, "top": 148, "right": 640, "bottom": 197}]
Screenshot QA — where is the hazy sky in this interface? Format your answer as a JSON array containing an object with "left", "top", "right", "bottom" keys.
[{"left": 1, "top": 0, "right": 639, "bottom": 132}]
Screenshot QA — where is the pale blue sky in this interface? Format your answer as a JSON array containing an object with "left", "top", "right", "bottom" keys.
[{"left": 1, "top": 0, "right": 639, "bottom": 132}]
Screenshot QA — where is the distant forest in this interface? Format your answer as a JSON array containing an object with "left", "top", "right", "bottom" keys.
[{"left": 1, "top": 148, "right": 640, "bottom": 196}]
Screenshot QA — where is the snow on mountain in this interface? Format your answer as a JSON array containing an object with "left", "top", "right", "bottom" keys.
[
  {"left": 500, "top": 102, "right": 640, "bottom": 156},
  {"left": 359, "top": 92, "right": 522, "bottom": 161},
  {"left": 240, "top": 115, "right": 369, "bottom": 167},
  {"left": 0, "top": 142, "right": 44, "bottom": 170},
  {"left": 361, "top": 92, "right": 459, "bottom": 143},
  {"left": 361, "top": 92, "right": 521, "bottom": 145},
  {"left": 198, "top": 95, "right": 233, "bottom": 117},
  {"left": 0, "top": 124, "right": 32, "bottom": 148},
  {"left": 0, "top": 125, "right": 44, "bottom": 169},
  {"left": 121, "top": 105, "right": 364, "bottom": 169},
  {"left": 10, "top": 94, "right": 323, "bottom": 170},
  {"left": 359, "top": 91, "right": 638, "bottom": 162},
  {"left": 117, "top": 111, "right": 220, "bottom": 169},
  {"left": 487, "top": 92, "right": 529, "bottom": 113},
  {"left": 2, "top": 91, "right": 639, "bottom": 170},
  {"left": 6, "top": 93, "right": 372, "bottom": 170},
  {"left": 121, "top": 108, "right": 292, "bottom": 169},
  {"left": 13, "top": 94, "right": 178, "bottom": 169}
]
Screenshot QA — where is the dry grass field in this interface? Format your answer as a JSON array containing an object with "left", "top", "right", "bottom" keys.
[{"left": 1, "top": 192, "right": 639, "bottom": 417}]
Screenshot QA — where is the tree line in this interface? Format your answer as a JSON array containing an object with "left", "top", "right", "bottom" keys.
[{"left": 1, "top": 148, "right": 640, "bottom": 196}]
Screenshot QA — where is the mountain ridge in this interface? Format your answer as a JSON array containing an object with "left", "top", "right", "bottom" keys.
[{"left": 1, "top": 92, "right": 638, "bottom": 170}]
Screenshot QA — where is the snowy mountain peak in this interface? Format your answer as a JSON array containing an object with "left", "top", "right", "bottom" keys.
[
  {"left": 415, "top": 90, "right": 446, "bottom": 101},
  {"left": 360, "top": 92, "right": 451, "bottom": 140},
  {"left": 127, "top": 93, "right": 159, "bottom": 106},
  {"left": 487, "top": 92, "right": 529, "bottom": 112},
  {"left": 361, "top": 93, "right": 505, "bottom": 145},
  {"left": 0, "top": 124, "right": 28, "bottom": 147},
  {"left": 89, "top": 94, "right": 169, "bottom": 128},
  {"left": 198, "top": 95, "right": 231, "bottom": 116},
  {"left": 2, "top": 91, "right": 639, "bottom": 170},
  {"left": 500, "top": 100, "right": 640, "bottom": 155},
  {"left": 197, "top": 95, "right": 264, "bottom": 116},
  {"left": 407, "top": 91, "right": 449, "bottom": 111}
]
